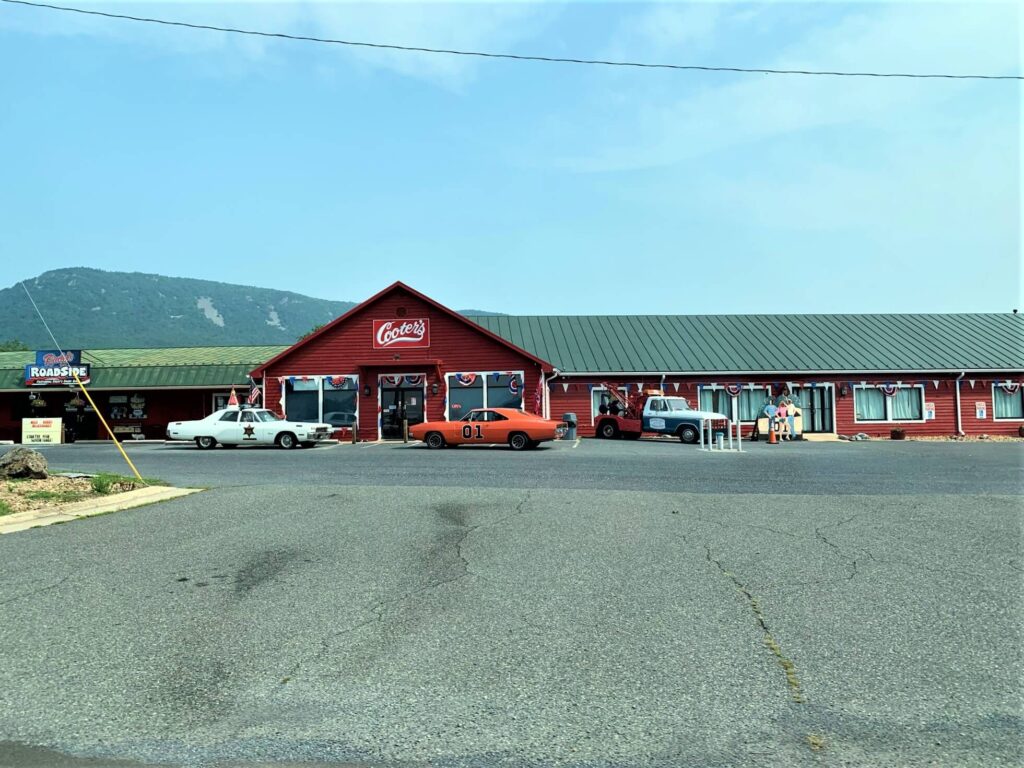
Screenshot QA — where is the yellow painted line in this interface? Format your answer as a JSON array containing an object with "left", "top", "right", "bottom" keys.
[{"left": 573, "top": 438, "right": 581, "bottom": 449}]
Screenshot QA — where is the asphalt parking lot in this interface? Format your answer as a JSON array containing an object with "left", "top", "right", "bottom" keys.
[{"left": 0, "top": 439, "right": 1021, "bottom": 768}]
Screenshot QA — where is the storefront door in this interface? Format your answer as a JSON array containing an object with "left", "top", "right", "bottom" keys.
[
  {"left": 794, "top": 385, "right": 834, "bottom": 433},
  {"left": 379, "top": 375, "right": 425, "bottom": 439}
]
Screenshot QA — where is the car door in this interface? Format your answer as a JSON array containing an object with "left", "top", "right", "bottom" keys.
[
  {"left": 484, "top": 411, "right": 512, "bottom": 443},
  {"left": 211, "top": 410, "right": 242, "bottom": 443},
  {"left": 238, "top": 410, "right": 262, "bottom": 445}
]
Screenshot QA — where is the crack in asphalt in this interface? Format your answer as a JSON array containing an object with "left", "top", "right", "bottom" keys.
[
  {"left": 0, "top": 574, "right": 70, "bottom": 607},
  {"left": 704, "top": 546, "right": 805, "bottom": 704},
  {"left": 285, "top": 490, "right": 534, "bottom": 682}
]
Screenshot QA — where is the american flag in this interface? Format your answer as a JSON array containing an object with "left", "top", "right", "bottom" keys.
[{"left": 247, "top": 377, "right": 262, "bottom": 405}]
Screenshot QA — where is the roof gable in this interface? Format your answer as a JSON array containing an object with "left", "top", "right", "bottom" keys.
[{"left": 250, "top": 282, "right": 552, "bottom": 376}]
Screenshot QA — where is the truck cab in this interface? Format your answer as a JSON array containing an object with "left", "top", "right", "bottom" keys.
[{"left": 642, "top": 396, "right": 728, "bottom": 443}]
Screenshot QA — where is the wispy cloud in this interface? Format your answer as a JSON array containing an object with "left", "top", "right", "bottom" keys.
[
  {"left": 532, "top": 2, "right": 1020, "bottom": 172},
  {"left": 0, "top": 1, "right": 563, "bottom": 87}
]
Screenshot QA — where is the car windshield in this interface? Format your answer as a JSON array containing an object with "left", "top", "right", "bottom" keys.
[
  {"left": 255, "top": 410, "right": 282, "bottom": 422},
  {"left": 666, "top": 398, "right": 692, "bottom": 411}
]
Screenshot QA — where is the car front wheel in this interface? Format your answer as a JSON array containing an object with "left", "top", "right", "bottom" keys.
[
  {"left": 678, "top": 425, "right": 699, "bottom": 444},
  {"left": 277, "top": 432, "right": 298, "bottom": 449},
  {"left": 196, "top": 436, "right": 216, "bottom": 450}
]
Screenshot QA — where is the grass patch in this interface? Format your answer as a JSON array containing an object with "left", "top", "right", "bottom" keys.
[
  {"left": 89, "top": 473, "right": 167, "bottom": 495},
  {"left": 0, "top": 499, "right": 13, "bottom": 517},
  {"left": 24, "top": 489, "right": 89, "bottom": 504}
]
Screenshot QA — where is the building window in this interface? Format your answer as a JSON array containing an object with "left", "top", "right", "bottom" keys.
[
  {"left": 284, "top": 378, "right": 319, "bottom": 422},
  {"left": 992, "top": 384, "right": 1024, "bottom": 420},
  {"left": 591, "top": 386, "right": 628, "bottom": 424},
  {"left": 854, "top": 385, "right": 925, "bottom": 423},
  {"left": 699, "top": 386, "right": 770, "bottom": 421},
  {"left": 446, "top": 372, "right": 524, "bottom": 419},
  {"left": 323, "top": 376, "right": 358, "bottom": 428}
]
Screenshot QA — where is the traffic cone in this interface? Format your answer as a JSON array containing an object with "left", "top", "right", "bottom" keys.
[{"left": 768, "top": 423, "right": 777, "bottom": 445}]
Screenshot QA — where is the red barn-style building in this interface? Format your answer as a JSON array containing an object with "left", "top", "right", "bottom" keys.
[
  {"left": 249, "top": 283, "right": 1024, "bottom": 442},
  {"left": 250, "top": 282, "right": 554, "bottom": 443}
]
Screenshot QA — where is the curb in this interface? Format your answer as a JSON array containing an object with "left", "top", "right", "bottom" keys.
[{"left": 0, "top": 486, "right": 202, "bottom": 535}]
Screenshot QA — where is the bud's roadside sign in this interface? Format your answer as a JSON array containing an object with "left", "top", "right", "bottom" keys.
[
  {"left": 24, "top": 350, "right": 91, "bottom": 387},
  {"left": 372, "top": 319, "right": 429, "bottom": 350}
]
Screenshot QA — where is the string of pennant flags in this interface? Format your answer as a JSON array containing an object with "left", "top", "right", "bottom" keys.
[
  {"left": 265, "top": 374, "right": 1023, "bottom": 401},
  {"left": 554, "top": 378, "right": 1024, "bottom": 395}
]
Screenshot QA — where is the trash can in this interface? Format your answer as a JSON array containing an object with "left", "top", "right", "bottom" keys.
[{"left": 562, "top": 412, "right": 577, "bottom": 441}]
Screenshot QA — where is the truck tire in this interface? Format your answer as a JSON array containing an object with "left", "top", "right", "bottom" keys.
[
  {"left": 597, "top": 420, "right": 619, "bottom": 439},
  {"left": 678, "top": 425, "right": 699, "bottom": 444}
]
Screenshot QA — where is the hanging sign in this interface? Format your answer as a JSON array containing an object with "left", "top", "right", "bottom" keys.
[
  {"left": 924, "top": 402, "right": 935, "bottom": 420},
  {"left": 975, "top": 401, "right": 986, "bottom": 420},
  {"left": 22, "top": 417, "right": 62, "bottom": 444},
  {"left": 372, "top": 319, "right": 429, "bottom": 349},
  {"left": 24, "top": 350, "right": 90, "bottom": 387}
]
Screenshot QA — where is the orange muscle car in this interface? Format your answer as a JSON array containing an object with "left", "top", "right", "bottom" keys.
[{"left": 410, "top": 408, "right": 566, "bottom": 450}]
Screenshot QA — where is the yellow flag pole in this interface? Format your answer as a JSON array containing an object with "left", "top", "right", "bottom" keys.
[
  {"left": 19, "top": 280, "right": 143, "bottom": 482},
  {"left": 69, "top": 369, "right": 145, "bottom": 482}
]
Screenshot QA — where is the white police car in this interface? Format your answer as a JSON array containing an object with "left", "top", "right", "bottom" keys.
[{"left": 166, "top": 406, "right": 333, "bottom": 449}]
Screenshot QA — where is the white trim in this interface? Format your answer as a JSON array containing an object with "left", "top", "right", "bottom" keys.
[
  {"left": 852, "top": 384, "right": 927, "bottom": 424},
  {"left": 991, "top": 382, "right": 1024, "bottom": 421}
]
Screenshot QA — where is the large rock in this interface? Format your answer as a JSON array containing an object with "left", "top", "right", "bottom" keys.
[{"left": 0, "top": 447, "right": 48, "bottom": 479}]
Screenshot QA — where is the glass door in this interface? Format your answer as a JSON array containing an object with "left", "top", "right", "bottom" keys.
[
  {"left": 379, "top": 375, "right": 426, "bottom": 439},
  {"left": 794, "top": 385, "right": 834, "bottom": 433}
]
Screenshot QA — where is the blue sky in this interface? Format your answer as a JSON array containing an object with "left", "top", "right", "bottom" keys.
[{"left": 0, "top": 1, "right": 1020, "bottom": 315}]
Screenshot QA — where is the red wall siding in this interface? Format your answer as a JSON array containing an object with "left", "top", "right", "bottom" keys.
[
  {"left": 549, "top": 375, "right": 1024, "bottom": 439},
  {"left": 261, "top": 287, "right": 546, "bottom": 441}
]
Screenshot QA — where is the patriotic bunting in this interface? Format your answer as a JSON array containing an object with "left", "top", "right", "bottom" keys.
[
  {"left": 454, "top": 373, "right": 477, "bottom": 386},
  {"left": 725, "top": 383, "right": 742, "bottom": 397},
  {"left": 878, "top": 383, "right": 900, "bottom": 397},
  {"left": 999, "top": 382, "right": 1021, "bottom": 395}
]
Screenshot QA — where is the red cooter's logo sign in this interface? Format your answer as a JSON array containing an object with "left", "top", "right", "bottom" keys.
[{"left": 372, "top": 319, "right": 429, "bottom": 349}]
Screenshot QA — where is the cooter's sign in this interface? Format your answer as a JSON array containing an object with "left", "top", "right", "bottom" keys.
[
  {"left": 372, "top": 319, "right": 429, "bottom": 349},
  {"left": 24, "top": 350, "right": 91, "bottom": 387}
]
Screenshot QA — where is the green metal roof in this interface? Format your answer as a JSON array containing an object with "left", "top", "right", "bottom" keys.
[
  {"left": 467, "top": 314, "right": 1024, "bottom": 374},
  {"left": 0, "top": 345, "right": 287, "bottom": 391},
  {"left": 0, "top": 313, "right": 1020, "bottom": 391}
]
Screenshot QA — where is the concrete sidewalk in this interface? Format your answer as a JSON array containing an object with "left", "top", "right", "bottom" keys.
[{"left": 0, "top": 485, "right": 201, "bottom": 535}]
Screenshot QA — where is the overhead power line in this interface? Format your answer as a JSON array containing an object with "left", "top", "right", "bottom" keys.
[{"left": 3, "top": 0, "right": 1021, "bottom": 82}]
